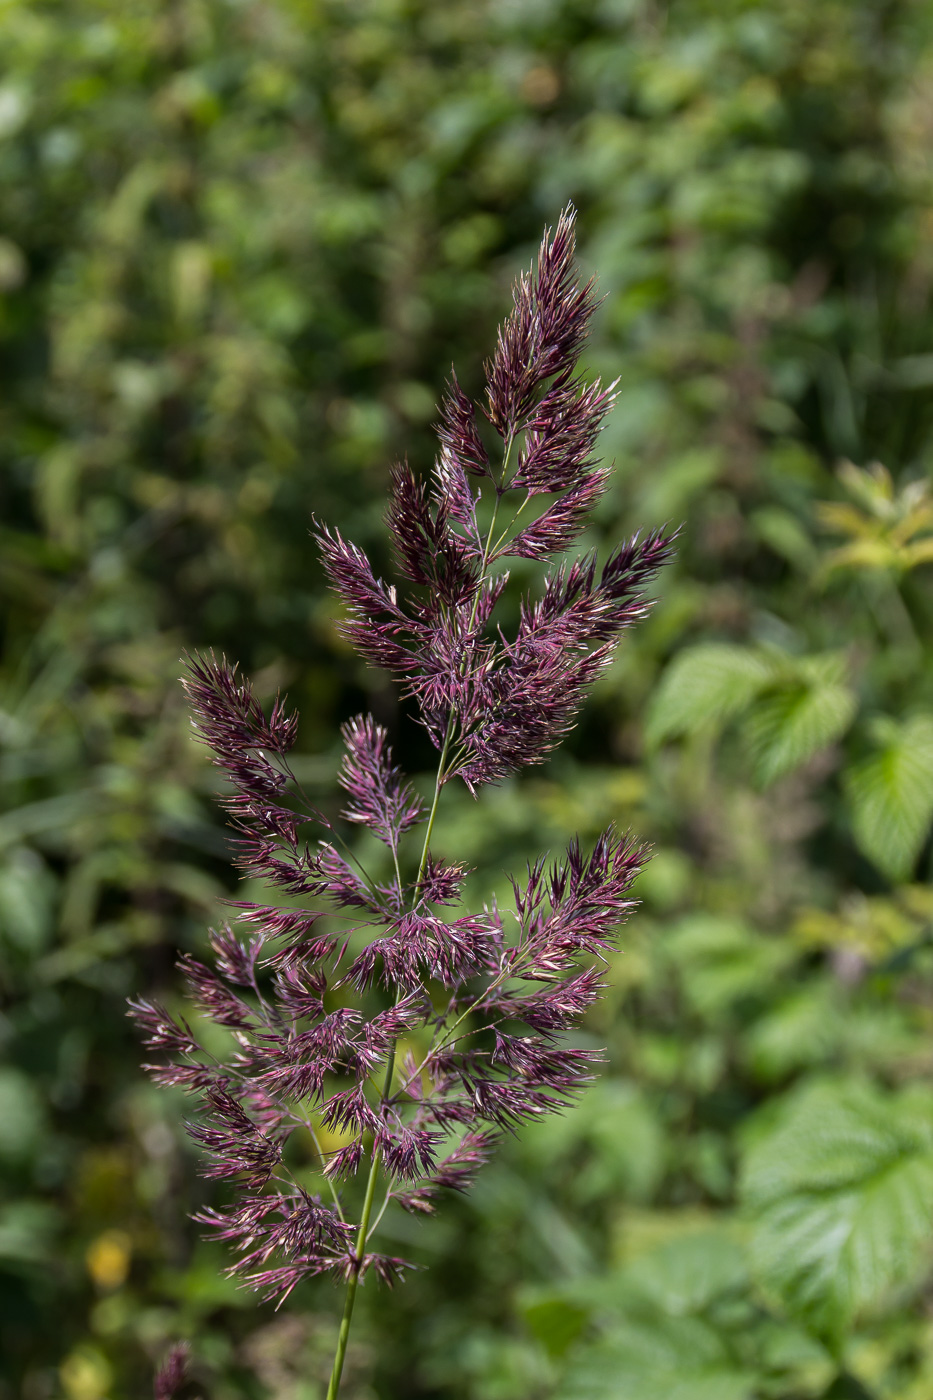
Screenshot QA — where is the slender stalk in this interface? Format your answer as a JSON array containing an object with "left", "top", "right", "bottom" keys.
[
  {"left": 323, "top": 733, "right": 449, "bottom": 1399},
  {"left": 325, "top": 1124, "right": 383, "bottom": 1400},
  {"left": 416, "top": 722, "right": 454, "bottom": 887},
  {"left": 365, "top": 1176, "right": 396, "bottom": 1243},
  {"left": 324, "top": 431, "right": 515, "bottom": 1398}
]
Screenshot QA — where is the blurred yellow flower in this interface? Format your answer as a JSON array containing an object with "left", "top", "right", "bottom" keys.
[{"left": 85, "top": 1228, "right": 132, "bottom": 1292}]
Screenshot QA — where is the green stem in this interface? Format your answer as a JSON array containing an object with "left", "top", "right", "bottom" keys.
[
  {"left": 416, "top": 721, "right": 454, "bottom": 888},
  {"left": 324, "top": 738, "right": 449, "bottom": 1400},
  {"left": 324, "top": 430, "right": 516, "bottom": 1398},
  {"left": 325, "top": 1117, "right": 384, "bottom": 1400}
]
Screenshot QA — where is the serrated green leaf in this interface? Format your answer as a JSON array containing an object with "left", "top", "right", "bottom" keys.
[
  {"left": 845, "top": 715, "right": 933, "bottom": 880},
  {"left": 744, "top": 674, "right": 856, "bottom": 786},
  {"left": 550, "top": 1223, "right": 823, "bottom": 1400},
  {"left": 795, "top": 651, "right": 851, "bottom": 688},
  {"left": 741, "top": 1080, "right": 933, "bottom": 1341},
  {"left": 556, "top": 1312, "right": 756, "bottom": 1400},
  {"left": 645, "top": 644, "right": 775, "bottom": 747}
]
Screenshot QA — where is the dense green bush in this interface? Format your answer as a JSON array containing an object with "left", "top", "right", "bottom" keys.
[{"left": 4, "top": 1, "right": 933, "bottom": 1396}]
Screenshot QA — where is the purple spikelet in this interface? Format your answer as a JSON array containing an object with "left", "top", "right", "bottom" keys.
[
  {"left": 154, "top": 1344, "right": 190, "bottom": 1400},
  {"left": 131, "top": 206, "right": 674, "bottom": 1314}
]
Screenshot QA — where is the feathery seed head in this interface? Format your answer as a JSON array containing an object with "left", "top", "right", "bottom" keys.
[{"left": 131, "top": 206, "right": 674, "bottom": 1306}]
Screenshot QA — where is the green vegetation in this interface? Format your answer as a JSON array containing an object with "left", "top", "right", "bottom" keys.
[{"left": 4, "top": 0, "right": 933, "bottom": 1396}]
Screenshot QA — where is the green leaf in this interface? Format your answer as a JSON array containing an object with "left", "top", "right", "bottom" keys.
[
  {"left": 741, "top": 1080, "right": 933, "bottom": 1341},
  {"left": 0, "top": 1200, "right": 59, "bottom": 1264},
  {"left": 750, "top": 504, "right": 818, "bottom": 572},
  {"left": 744, "top": 984, "right": 841, "bottom": 1082},
  {"left": 522, "top": 1296, "right": 589, "bottom": 1360},
  {"left": 556, "top": 1312, "right": 756, "bottom": 1400},
  {"left": 523, "top": 1080, "right": 668, "bottom": 1205},
  {"left": 550, "top": 1223, "right": 820, "bottom": 1400},
  {"left": 744, "top": 658, "right": 856, "bottom": 786},
  {"left": 845, "top": 715, "right": 933, "bottom": 880},
  {"left": 819, "top": 1375, "right": 878, "bottom": 1399},
  {"left": 0, "top": 1068, "right": 45, "bottom": 1163},
  {"left": 0, "top": 846, "right": 57, "bottom": 953},
  {"left": 664, "top": 916, "right": 791, "bottom": 1020},
  {"left": 645, "top": 644, "right": 774, "bottom": 747},
  {"left": 617, "top": 1228, "right": 748, "bottom": 1316}
]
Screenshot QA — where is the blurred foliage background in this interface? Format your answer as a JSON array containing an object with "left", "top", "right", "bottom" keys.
[{"left": 5, "top": 0, "right": 933, "bottom": 1396}]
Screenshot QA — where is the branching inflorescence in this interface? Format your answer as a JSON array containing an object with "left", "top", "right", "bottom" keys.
[{"left": 131, "top": 207, "right": 675, "bottom": 1397}]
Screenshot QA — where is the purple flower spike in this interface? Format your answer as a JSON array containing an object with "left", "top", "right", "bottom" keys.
[
  {"left": 486, "top": 206, "right": 598, "bottom": 440},
  {"left": 339, "top": 714, "right": 423, "bottom": 853},
  {"left": 131, "top": 208, "right": 674, "bottom": 1369}
]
